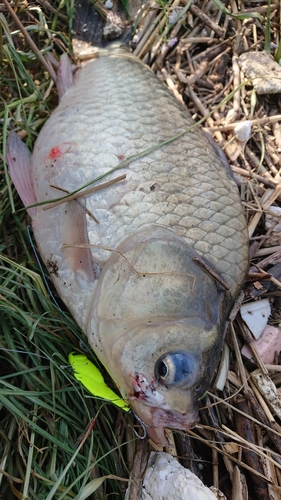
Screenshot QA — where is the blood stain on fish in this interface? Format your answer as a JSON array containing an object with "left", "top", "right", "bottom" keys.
[{"left": 48, "top": 146, "right": 62, "bottom": 159}]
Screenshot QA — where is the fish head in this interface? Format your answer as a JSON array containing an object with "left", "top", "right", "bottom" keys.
[
  {"left": 119, "top": 318, "right": 221, "bottom": 446},
  {"left": 89, "top": 226, "right": 231, "bottom": 446}
]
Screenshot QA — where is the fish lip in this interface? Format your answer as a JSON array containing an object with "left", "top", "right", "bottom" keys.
[
  {"left": 130, "top": 398, "right": 198, "bottom": 431},
  {"left": 145, "top": 407, "right": 198, "bottom": 446},
  {"left": 151, "top": 406, "right": 198, "bottom": 430}
]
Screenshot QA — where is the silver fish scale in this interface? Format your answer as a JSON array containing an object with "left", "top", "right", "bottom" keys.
[{"left": 33, "top": 46, "right": 248, "bottom": 296}]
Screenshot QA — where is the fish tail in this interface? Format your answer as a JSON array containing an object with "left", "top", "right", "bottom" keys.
[{"left": 73, "top": 0, "right": 132, "bottom": 51}]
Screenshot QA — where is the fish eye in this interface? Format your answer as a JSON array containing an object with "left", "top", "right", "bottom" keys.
[{"left": 155, "top": 351, "right": 198, "bottom": 388}]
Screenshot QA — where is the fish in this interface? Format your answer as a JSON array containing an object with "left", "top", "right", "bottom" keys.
[{"left": 7, "top": 43, "right": 249, "bottom": 446}]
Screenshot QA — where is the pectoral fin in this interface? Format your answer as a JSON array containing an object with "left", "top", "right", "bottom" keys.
[
  {"left": 6, "top": 132, "right": 37, "bottom": 217},
  {"left": 61, "top": 199, "right": 95, "bottom": 283}
]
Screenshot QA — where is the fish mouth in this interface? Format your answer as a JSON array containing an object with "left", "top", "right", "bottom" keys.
[
  {"left": 130, "top": 399, "right": 198, "bottom": 446},
  {"left": 151, "top": 407, "right": 198, "bottom": 430},
  {"left": 148, "top": 407, "right": 198, "bottom": 446}
]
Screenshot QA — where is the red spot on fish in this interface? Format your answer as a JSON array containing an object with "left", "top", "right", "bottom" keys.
[
  {"left": 48, "top": 146, "right": 62, "bottom": 159},
  {"left": 118, "top": 154, "right": 125, "bottom": 162},
  {"left": 133, "top": 390, "right": 142, "bottom": 399},
  {"left": 131, "top": 373, "right": 152, "bottom": 400}
]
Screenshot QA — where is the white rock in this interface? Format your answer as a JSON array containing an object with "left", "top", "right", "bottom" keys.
[
  {"left": 234, "top": 121, "right": 252, "bottom": 142},
  {"left": 240, "top": 299, "right": 271, "bottom": 339},
  {"left": 238, "top": 51, "right": 281, "bottom": 94},
  {"left": 141, "top": 452, "right": 223, "bottom": 500}
]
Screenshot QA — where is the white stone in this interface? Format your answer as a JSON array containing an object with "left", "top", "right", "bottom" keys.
[
  {"left": 238, "top": 51, "right": 281, "bottom": 94},
  {"left": 234, "top": 121, "right": 252, "bottom": 142},
  {"left": 141, "top": 452, "right": 224, "bottom": 500}
]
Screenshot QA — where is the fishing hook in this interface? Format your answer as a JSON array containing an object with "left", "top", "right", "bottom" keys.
[{"left": 131, "top": 410, "right": 157, "bottom": 439}]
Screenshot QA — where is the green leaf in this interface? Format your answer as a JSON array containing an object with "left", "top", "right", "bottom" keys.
[{"left": 212, "top": 0, "right": 263, "bottom": 22}]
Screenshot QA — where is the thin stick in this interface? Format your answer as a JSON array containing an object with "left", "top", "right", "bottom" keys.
[
  {"left": 265, "top": 365, "right": 281, "bottom": 372},
  {"left": 43, "top": 174, "right": 126, "bottom": 211},
  {"left": 249, "top": 379, "right": 275, "bottom": 423},
  {"left": 230, "top": 322, "right": 249, "bottom": 389},
  {"left": 205, "top": 114, "right": 281, "bottom": 133},
  {"left": 254, "top": 246, "right": 281, "bottom": 258},
  {"left": 161, "top": 68, "right": 183, "bottom": 103},
  {"left": 212, "top": 447, "right": 219, "bottom": 489},
  {"left": 256, "top": 267, "right": 281, "bottom": 290},
  {"left": 193, "top": 256, "right": 230, "bottom": 291},
  {"left": 187, "top": 3, "right": 225, "bottom": 38},
  {"left": 246, "top": 389, "right": 281, "bottom": 457},
  {"left": 209, "top": 391, "right": 281, "bottom": 441},
  {"left": 222, "top": 423, "right": 281, "bottom": 470},
  {"left": 248, "top": 187, "right": 281, "bottom": 238},
  {"left": 232, "top": 54, "right": 240, "bottom": 112},
  {"left": 36, "top": 0, "right": 68, "bottom": 20}
]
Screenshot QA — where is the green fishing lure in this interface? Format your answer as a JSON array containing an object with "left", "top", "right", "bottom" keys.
[{"left": 68, "top": 352, "right": 130, "bottom": 411}]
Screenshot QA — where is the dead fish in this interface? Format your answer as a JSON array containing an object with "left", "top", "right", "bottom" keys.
[{"left": 7, "top": 43, "right": 249, "bottom": 446}]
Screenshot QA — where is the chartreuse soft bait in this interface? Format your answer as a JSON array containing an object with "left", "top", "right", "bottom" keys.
[{"left": 69, "top": 352, "right": 130, "bottom": 412}]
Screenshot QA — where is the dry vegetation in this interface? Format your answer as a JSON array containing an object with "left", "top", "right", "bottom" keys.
[{"left": 1, "top": 0, "right": 281, "bottom": 499}]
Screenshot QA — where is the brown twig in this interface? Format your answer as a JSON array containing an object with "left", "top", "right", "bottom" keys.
[
  {"left": 187, "top": 3, "right": 225, "bottom": 38},
  {"left": 193, "top": 256, "right": 231, "bottom": 291},
  {"left": 231, "top": 165, "right": 277, "bottom": 188}
]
